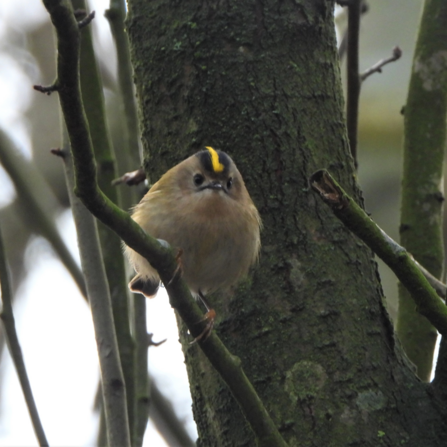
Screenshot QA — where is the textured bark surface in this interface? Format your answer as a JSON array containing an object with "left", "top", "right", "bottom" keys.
[{"left": 126, "top": 0, "right": 446, "bottom": 445}]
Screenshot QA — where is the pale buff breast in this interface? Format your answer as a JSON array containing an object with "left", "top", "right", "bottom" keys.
[{"left": 125, "top": 185, "right": 260, "bottom": 295}]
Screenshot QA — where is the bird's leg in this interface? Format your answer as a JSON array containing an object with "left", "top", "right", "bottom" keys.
[
  {"left": 167, "top": 248, "right": 184, "bottom": 286},
  {"left": 191, "top": 290, "right": 216, "bottom": 343}
]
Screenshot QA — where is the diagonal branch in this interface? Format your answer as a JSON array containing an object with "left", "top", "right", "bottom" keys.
[
  {"left": 0, "top": 226, "right": 49, "bottom": 447},
  {"left": 309, "top": 169, "right": 447, "bottom": 336},
  {"left": 0, "top": 129, "right": 87, "bottom": 298},
  {"left": 38, "top": 1, "right": 287, "bottom": 445},
  {"left": 150, "top": 378, "right": 196, "bottom": 447},
  {"left": 77, "top": 9, "right": 95, "bottom": 28}
]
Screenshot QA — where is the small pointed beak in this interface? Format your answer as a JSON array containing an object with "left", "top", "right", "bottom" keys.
[
  {"left": 207, "top": 181, "right": 223, "bottom": 191},
  {"left": 199, "top": 180, "right": 228, "bottom": 194}
]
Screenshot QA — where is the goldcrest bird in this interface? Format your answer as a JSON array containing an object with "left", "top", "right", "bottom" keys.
[{"left": 124, "top": 147, "right": 261, "bottom": 333}]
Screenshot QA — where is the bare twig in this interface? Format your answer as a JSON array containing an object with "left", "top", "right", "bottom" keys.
[
  {"left": 77, "top": 10, "right": 95, "bottom": 28},
  {"left": 112, "top": 167, "right": 146, "bottom": 186},
  {"left": 147, "top": 333, "right": 167, "bottom": 347},
  {"left": 73, "top": 8, "right": 86, "bottom": 18},
  {"left": 33, "top": 84, "right": 58, "bottom": 95},
  {"left": 50, "top": 147, "right": 66, "bottom": 157},
  {"left": 310, "top": 169, "right": 447, "bottom": 336},
  {"left": 411, "top": 257, "right": 446, "bottom": 300},
  {"left": 360, "top": 46, "right": 402, "bottom": 81},
  {"left": 0, "top": 226, "right": 49, "bottom": 447},
  {"left": 341, "top": 4, "right": 400, "bottom": 172}
]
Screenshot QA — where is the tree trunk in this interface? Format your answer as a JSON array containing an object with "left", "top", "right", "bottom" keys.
[{"left": 126, "top": 0, "right": 446, "bottom": 445}]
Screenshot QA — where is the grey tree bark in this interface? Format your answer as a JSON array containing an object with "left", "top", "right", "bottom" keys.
[{"left": 126, "top": 1, "right": 447, "bottom": 445}]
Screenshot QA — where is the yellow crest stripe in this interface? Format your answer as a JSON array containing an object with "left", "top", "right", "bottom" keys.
[{"left": 205, "top": 146, "right": 224, "bottom": 173}]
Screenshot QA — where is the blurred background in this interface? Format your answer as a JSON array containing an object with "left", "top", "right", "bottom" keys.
[{"left": 0, "top": 1, "right": 430, "bottom": 446}]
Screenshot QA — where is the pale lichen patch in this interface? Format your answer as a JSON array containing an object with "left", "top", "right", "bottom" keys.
[
  {"left": 287, "top": 258, "right": 305, "bottom": 289},
  {"left": 285, "top": 360, "right": 327, "bottom": 403},
  {"left": 340, "top": 405, "right": 358, "bottom": 426},
  {"left": 414, "top": 51, "right": 447, "bottom": 91},
  {"left": 356, "top": 390, "right": 387, "bottom": 412}
]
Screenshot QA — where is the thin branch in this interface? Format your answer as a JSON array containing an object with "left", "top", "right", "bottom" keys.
[
  {"left": 73, "top": 8, "right": 86, "bottom": 18},
  {"left": 94, "top": 368, "right": 195, "bottom": 447},
  {"left": 105, "top": 0, "right": 142, "bottom": 215},
  {"left": 57, "top": 139, "right": 131, "bottom": 447},
  {"left": 33, "top": 84, "right": 58, "bottom": 95},
  {"left": 337, "top": 1, "right": 369, "bottom": 61},
  {"left": 77, "top": 10, "right": 95, "bottom": 28},
  {"left": 39, "top": 1, "right": 287, "bottom": 445},
  {"left": 309, "top": 169, "right": 447, "bottom": 336},
  {"left": 112, "top": 168, "right": 146, "bottom": 186},
  {"left": 411, "top": 259, "right": 446, "bottom": 300},
  {"left": 0, "top": 226, "right": 49, "bottom": 447},
  {"left": 70, "top": 0, "right": 137, "bottom": 437},
  {"left": 50, "top": 147, "right": 65, "bottom": 157},
  {"left": 360, "top": 46, "right": 402, "bottom": 81},
  {"left": 147, "top": 333, "right": 167, "bottom": 347},
  {"left": 150, "top": 378, "right": 196, "bottom": 447},
  {"left": 134, "top": 295, "right": 150, "bottom": 447},
  {"left": 345, "top": 0, "right": 362, "bottom": 168},
  {"left": 0, "top": 129, "right": 87, "bottom": 298},
  {"left": 105, "top": 1, "right": 147, "bottom": 440},
  {"left": 105, "top": 0, "right": 141, "bottom": 171}
]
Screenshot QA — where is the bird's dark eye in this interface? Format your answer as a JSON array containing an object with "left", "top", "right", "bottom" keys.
[
  {"left": 227, "top": 177, "right": 233, "bottom": 189},
  {"left": 193, "top": 174, "right": 205, "bottom": 186}
]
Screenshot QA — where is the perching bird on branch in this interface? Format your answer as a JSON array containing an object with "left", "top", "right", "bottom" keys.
[{"left": 124, "top": 146, "right": 261, "bottom": 338}]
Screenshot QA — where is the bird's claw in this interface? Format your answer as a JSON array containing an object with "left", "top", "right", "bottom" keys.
[
  {"left": 190, "top": 309, "right": 216, "bottom": 344},
  {"left": 167, "top": 248, "right": 184, "bottom": 286}
]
